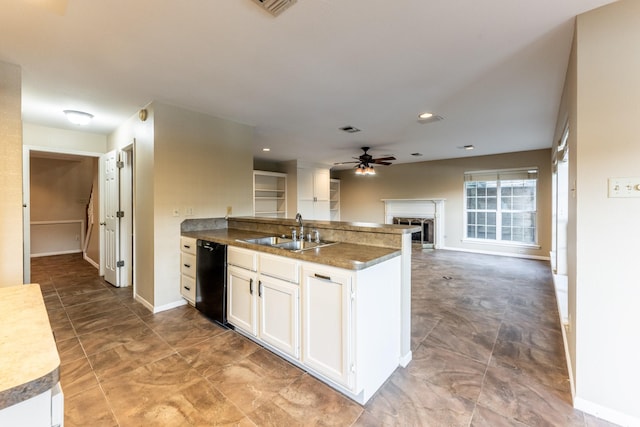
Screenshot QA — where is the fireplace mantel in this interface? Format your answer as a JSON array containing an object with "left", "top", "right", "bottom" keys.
[{"left": 382, "top": 199, "right": 445, "bottom": 248}]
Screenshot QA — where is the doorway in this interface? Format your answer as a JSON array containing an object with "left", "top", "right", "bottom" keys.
[{"left": 22, "top": 145, "right": 134, "bottom": 289}]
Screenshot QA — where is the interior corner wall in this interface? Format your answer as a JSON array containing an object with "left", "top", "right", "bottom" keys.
[
  {"left": 152, "top": 102, "right": 254, "bottom": 308},
  {"left": 571, "top": 1, "right": 640, "bottom": 423},
  {"left": 334, "top": 149, "right": 552, "bottom": 258},
  {"left": 558, "top": 26, "right": 579, "bottom": 397},
  {"left": 108, "top": 109, "right": 155, "bottom": 306},
  {"left": 0, "top": 61, "right": 23, "bottom": 285}
]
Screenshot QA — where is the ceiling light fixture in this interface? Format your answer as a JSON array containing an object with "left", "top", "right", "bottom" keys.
[
  {"left": 355, "top": 164, "right": 376, "bottom": 176},
  {"left": 463, "top": 145, "right": 475, "bottom": 150},
  {"left": 63, "top": 110, "right": 93, "bottom": 125},
  {"left": 262, "top": 148, "right": 271, "bottom": 152},
  {"left": 417, "top": 113, "right": 444, "bottom": 124}
]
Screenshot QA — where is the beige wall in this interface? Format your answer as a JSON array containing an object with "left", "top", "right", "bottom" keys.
[
  {"left": 108, "top": 102, "right": 254, "bottom": 310},
  {"left": 24, "top": 123, "right": 107, "bottom": 154},
  {"left": 30, "top": 156, "right": 95, "bottom": 256},
  {"left": 0, "top": 61, "right": 23, "bottom": 285},
  {"left": 334, "top": 149, "right": 552, "bottom": 258},
  {"left": 564, "top": 1, "right": 640, "bottom": 423}
]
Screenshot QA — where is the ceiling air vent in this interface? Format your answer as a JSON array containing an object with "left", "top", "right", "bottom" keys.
[{"left": 252, "top": 0, "right": 297, "bottom": 16}]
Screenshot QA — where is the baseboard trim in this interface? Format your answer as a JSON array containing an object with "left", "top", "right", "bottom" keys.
[
  {"left": 83, "top": 253, "right": 99, "bottom": 269},
  {"left": 399, "top": 351, "right": 412, "bottom": 368},
  {"left": 440, "top": 246, "right": 550, "bottom": 261},
  {"left": 31, "top": 249, "right": 82, "bottom": 258},
  {"left": 153, "top": 299, "right": 187, "bottom": 314},
  {"left": 574, "top": 397, "right": 640, "bottom": 427}
]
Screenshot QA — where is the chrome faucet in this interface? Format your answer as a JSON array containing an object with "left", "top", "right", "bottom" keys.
[{"left": 295, "top": 213, "right": 304, "bottom": 240}]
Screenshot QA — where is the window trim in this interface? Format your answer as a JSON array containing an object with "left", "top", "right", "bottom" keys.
[{"left": 462, "top": 167, "right": 540, "bottom": 247}]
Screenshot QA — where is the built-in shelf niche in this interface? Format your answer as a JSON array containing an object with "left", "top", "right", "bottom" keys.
[
  {"left": 253, "top": 170, "right": 287, "bottom": 218},
  {"left": 330, "top": 179, "right": 340, "bottom": 221}
]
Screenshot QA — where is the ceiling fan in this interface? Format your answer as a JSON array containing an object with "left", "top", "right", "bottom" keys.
[{"left": 336, "top": 147, "right": 396, "bottom": 175}]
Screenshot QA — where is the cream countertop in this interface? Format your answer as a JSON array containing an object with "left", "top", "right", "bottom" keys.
[{"left": 0, "top": 284, "right": 60, "bottom": 410}]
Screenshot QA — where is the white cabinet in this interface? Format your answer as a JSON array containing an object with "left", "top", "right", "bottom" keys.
[
  {"left": 258, "top": 274, "right": 300, "bottom": 358},
  {"left": 301, "top": 257, "right": 402, "bottom": 403},
  {"left": 253, "top": 170, "right": 287, "bottom": 218},
  {"left": 227, "top": 265, "right": 258, "bottom": 334},
  {"left": 180, "top": 236, "right": 197, "bottom": 304},
  {"left": 330, "top": 179, "right": 340, "bottom": 221},
  {"left": 227, "top": 247, "right": 258, "bottom": 334},
  {"left": 226, "top": 244, "right": 402, "bottom": 404},
  {"left": 301, "top": 264, "right": 353, "bottom": 388},
  {"left": 286, "top": 162, "right": 331, "bottom": 220},
  {"left": 297, "top": 167, "right": 330, "bottom": 220},
  {"left": 227, "top": 247, "right": 300, "bottom": 359}
]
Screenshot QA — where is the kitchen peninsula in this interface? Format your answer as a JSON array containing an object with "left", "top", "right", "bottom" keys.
[
  {"left": 0, "top": 284, "right": 63, "bottom": 426},
  {"left": 181, "top": 216, "right": 418, "bottom": 404}
]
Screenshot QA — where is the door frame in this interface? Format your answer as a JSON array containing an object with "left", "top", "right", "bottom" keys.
[{"left": 22, "top": 145, "right": 103, "bottom": 283}]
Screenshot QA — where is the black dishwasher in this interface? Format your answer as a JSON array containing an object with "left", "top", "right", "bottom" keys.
[{"left": 196, "top": 240, "right": 228, "bottom": 326}]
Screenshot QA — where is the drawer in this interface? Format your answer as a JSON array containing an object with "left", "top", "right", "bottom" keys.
[
  {"left": 228, "top": 246, "right": 257, "bottom": 271},
  {"left": 181, "top": 274, "right": 196, "bottom": 303},
  {"left": 259, "top": 253, "right": 299, "bottom": 283},
  {"left": 180, "top": 236, "right": 197, "bottom": 255},
  {"left": 181, "top": 252, "right": 196, "bottom": 278}
]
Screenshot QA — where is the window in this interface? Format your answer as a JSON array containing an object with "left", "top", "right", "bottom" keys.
[{"left": 464, "top": 169, "right": 538, "bottom": 245}]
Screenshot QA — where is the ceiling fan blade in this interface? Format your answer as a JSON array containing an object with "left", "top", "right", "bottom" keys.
[
  {"left": 374, "top": 161, "right": 393, "bottom": 166},
  {"left": 372, "top": 156, "right": 396, "bottom": 161},
  {"left": 22, "top": 0, "right": 68, "bottom": 15},
  {"left": 334, "top": 161, "right": 360, "bottom": 165}
]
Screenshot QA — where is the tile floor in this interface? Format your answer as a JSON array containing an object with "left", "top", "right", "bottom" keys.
[{"left": 31, "top": 249, "right": 617, "bottom": 426}]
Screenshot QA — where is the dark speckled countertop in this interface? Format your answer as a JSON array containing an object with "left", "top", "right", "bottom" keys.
[{"left": 182, "top": 228, "right": 401, "bottom": 270}]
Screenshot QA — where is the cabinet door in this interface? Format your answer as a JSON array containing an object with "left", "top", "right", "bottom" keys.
[
  {"left": 258, "top": 276, "right": 300, "bottom": 359},
  {"left": 313, "top": 168, "right": 331, "bottom": 201},
  {"left": 301, "top": 266, "right": 353, "bottom": 388},
  {"left": 227, "top": 266, "right": 257, "bottom": 335},
  {"left": 297, "top": 167, "right": 315, "bottom": 200}
]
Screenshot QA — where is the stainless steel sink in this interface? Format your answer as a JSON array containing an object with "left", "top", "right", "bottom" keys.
[
  {"left": 275, "top": 239, "right": 338, "bottom": 252},
  {"left": 241, "top": 236, "right": 337, "bottom": 252},
  {"left": 242, "top": 236, "right": 293, "bottom": 246}
]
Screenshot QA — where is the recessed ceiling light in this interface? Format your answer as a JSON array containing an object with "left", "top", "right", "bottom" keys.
[
  {"left": 262, "top": 148, "right": 271, "bottom": 152},
  {"left": 417, "top": 113, "right": 444, "bottom": 124},
  {"left": 339, "top": 126, "right": 361, "bottom": 133},
  {"left": 411, "top": 153, "right": 423, "bottom": 157},
  {"left": 63, "top": 110, "right": 93, "bottom": 125},
  {"left": 463, "top": 145, "right": 474, "bottom": 150}
]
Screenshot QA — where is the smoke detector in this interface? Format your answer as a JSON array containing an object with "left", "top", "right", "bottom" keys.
[{"left": 251, "top": 0, "right": 297, "bottom": 16}]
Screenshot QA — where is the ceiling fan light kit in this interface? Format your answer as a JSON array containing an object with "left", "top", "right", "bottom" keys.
[{"left": 337, "top": 147, "right": 394, "bottom": 176}]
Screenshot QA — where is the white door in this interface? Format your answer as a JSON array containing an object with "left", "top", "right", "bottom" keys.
[
  {"left": 301, "top": 266, "right": 353, "bottom": 388},
  {"left": 258, "top": 275, "right": 300, "bottom": 358},
  {"left": 103, "top": 150, "right": 120, "bottom": 287},
  {"left": 227, "top": 266, "right": 257, "bottom": 335}
]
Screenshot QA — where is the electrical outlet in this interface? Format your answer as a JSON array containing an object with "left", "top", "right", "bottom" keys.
[
  {"left": 608, "top": 177, "right": 640, "bottom": 198},
  {"left": 185, "top": 207, "right": 194, "bottom": 216}
]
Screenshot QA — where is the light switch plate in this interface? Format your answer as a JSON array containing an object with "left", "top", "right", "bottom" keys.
[{"left": 608, "top": 177, "right": 640, "bottom": 198}]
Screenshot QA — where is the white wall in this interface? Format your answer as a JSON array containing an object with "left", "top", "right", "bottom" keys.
[
  {"left": 108, "top": 102, "right": 254, "bottom": 310},
  {"left": 564, "top": 1, "right": 640, "bottom": 424},
  {"left": 23, "top": 123, "right": 107, "bottom": 154}
]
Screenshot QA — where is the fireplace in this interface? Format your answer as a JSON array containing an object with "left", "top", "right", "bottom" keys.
[
  {"left": 382, "top": 199, "right": 445, "bottom": 249},
  {"left": 393, "top": 217, "right": 434, "bottom": 246}
]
